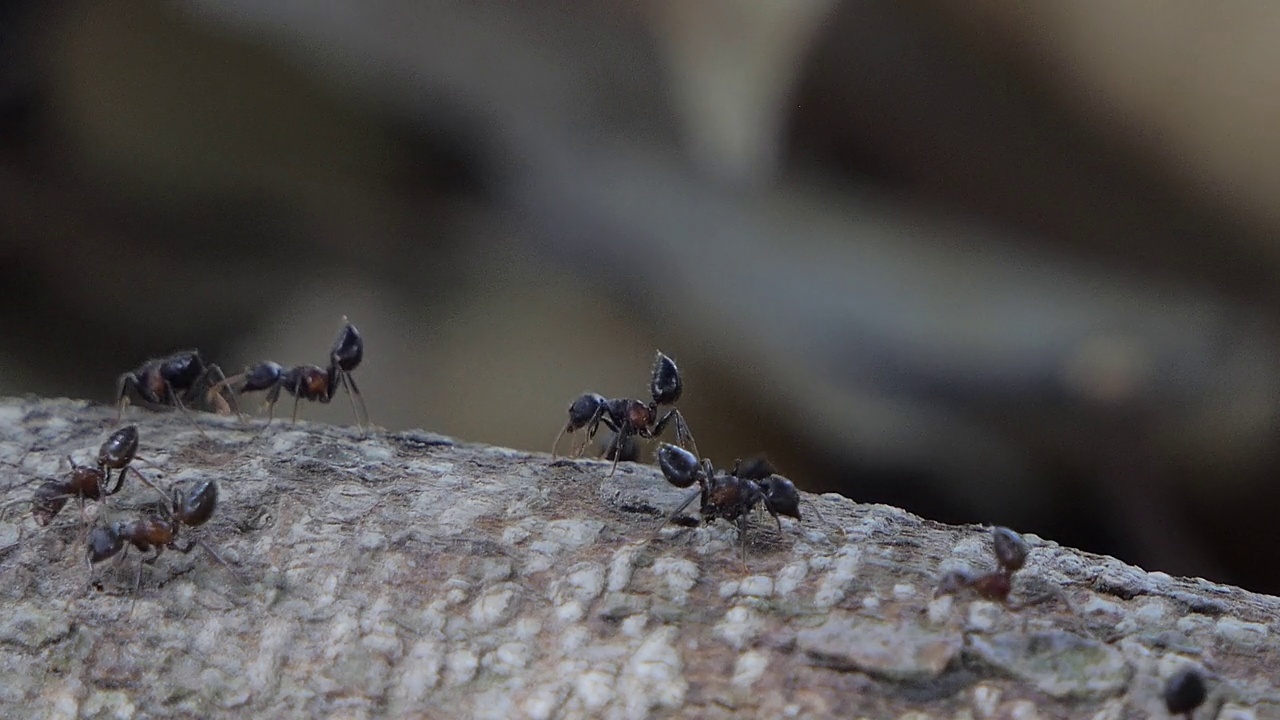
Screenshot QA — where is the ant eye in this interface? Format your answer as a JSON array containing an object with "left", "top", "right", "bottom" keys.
[
  {"left": 650, "top": 351, "right": 683, "bottom": 406},
  {"left": 991, "top": 527, "right": 1028, "bottom": 574},
  {"left": 658, "top": 443, "right": 700, "bottom": 488}
]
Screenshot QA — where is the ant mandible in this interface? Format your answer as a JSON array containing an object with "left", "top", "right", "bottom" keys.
[
  {"left": 115, "top": 350, "right": 238, "bottom": 429},
  {"left": 934, "top": 526, "right": 1029, "bottom": 603},
  {"left": 87, "top": 478, "right": 237, "bottom": 594},
  {"left": 654, "top": 443, "right": 801, "bottom": 562},
  {"left": 208, "top": 317, "right": 369, "bottom": 430},
  {"left": 552, "top": 351, "right": 698, "bottom": 476}
]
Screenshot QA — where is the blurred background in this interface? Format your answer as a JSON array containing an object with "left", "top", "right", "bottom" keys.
[{"left": 3, "top": 0, "right": 1280, "bottom": 593}]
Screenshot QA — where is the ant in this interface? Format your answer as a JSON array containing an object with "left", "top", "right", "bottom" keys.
[
  {"left": 653, "top": 443, "right": 801, "bottom": 562},
  {"left": 2, "top": 426, "right": 151, "bottom": 530},
  {"left": 552, "top": 351, "right": 697, "bottom": 476},
  {"left": 933, "top": 526, "right": 1029, "bottom": 603},
  {"left": 209, "top": 317, "right": 369, "bottom": 430},
  {"left": 116, "top": 350, "right": 237, "bottom": 430},
  {"left": 87, "top": 478, "right": 238, "bottom": 598}
]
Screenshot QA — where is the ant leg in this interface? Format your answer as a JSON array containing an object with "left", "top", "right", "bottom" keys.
[
  {"left": 571, "top": 407, "right": 607, "bottom": 459},
  {"left": 165, "top": 382, "right": 210, "bottom": 438},
  {"left": 193, "top": 538, "right": 247, "bottom": 584},
  {"left": 649, "top": 487, "right": 702, "bottom": 543},
  {"left": 737, "top": 515, "right": 750, "bottom": 568},
  {"left": 290, "top": 388, "right": 302, "bottom": 425},
  {"left": 550, "top": 423, "right": 574, "bottom": 460},
  {"left": 262, "top": 382, "right": 283, "bottom": 429},
  {"left": 201, "top": 364, "right": 241, "bottom": 419},
  {"left": 339, "top": 371, "right": 370, "bottom": 432},
  {"left": 653, "top": 409, "right": 699, "bottom": 459},
  {"left": 760, "top": 499, "right": 784, "bottom": 535},
  {"left": 114, "top": 374, "right": 137, "bottom": 424},
  {"left": 607, "top": 425, "right": 633, "bottom": 478}
]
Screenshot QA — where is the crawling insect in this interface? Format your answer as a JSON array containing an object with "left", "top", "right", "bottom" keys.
[
  {"left": 552, "top": 351, "right": 698, "bottom": 476},
  {"left": 1, "top": 426, "right": 151, "bottom": 529},
  {"left": 209, "top": 317, "right": 370, "bottom": 430},
  {"left": 87, "top": 478, "right": 238, "bottom": 596},
  {"left": 654, "top": 443, "right": 801, "bottom": 562},
  {"left": 934, "top": 526, "right": 1029, "bottom": 603},
  {"left": 115, "top": 350, "right": 237, "bottom": 435}
]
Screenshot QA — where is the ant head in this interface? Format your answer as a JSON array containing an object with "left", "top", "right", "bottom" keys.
[
  {"left": 566, "top": 393, "right": 606, "bottom": 430},
  {"left": 933, "top": 568, "right": 975, "bottom": 597},
  {"left": 1163, "top": 666, "right": 1207, "bottom": 716},
  {"left": 649, "top": 351, "right": 683, "bottom": 406},
  {"left": 991, "top": 527, "right": 1028, "bottom": 574},
  {"left": 759, "top": 476, "right": 801, "bottom": 520},
  {"left": 657, "top": 443, "right": 701, "bottom": 488},
  {"left": 732, "top": 456, "right": 777, "bottom": 481},
  {"left": 331, "top": 318, "right": 364, "bottom": 373},
  {"left": 98, "top": 426, "right": 139, "bottom": 469},
  {"left": 87, "top": 525, "right": 124, "bottom": 564},
  {"left": 176, "top": 480, "right": 218, "bottom": 527}
]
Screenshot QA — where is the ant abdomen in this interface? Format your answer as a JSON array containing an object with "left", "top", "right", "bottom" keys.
[
  {"left": 87, "top": 525, "right": 124, "bottom": 564},
  {"left": 658, "top": 443, "right": 700, "bottom": 488},
  {"left": 241, "top": 362, "right": 285, "bottom": 393}
]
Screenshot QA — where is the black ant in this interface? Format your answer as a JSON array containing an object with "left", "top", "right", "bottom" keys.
[
  {"left": 209, "top": 317, "right": 369, "bottom": 430},
  {"left": 934, "top": 526, "right": 1029, "bottom": 603},
  {"left": 87, "top": 478, "right": 238, "bottom": 597},
  {"left": 116, "top": 350, "right": 237, "bottom": 430},
  {"left": 654, "top": 443, "right": 801, "bottom": 562},
  {"left": 552, "top": 351, "right": 697, "bottom": 476}
]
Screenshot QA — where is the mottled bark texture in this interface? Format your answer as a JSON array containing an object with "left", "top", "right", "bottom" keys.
[{"left": 0, "top": 399, "right": 1276, "bottom": 719}]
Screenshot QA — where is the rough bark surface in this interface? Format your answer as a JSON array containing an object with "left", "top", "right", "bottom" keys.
[{"left": 0, "top": 398, "right": 1276, "bottom": 720}]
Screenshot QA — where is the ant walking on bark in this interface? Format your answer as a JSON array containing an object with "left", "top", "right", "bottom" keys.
[
  {"left": 1, "top": 426, "right": 153, "bottom": 533},
  {"left": 115, "top": 350, "right": 238, "bottom": 433},
  {"left": 653, "top": 443, "right": 801, "bottom": 563},
  {"left": 87, "top": 478, "right": 240, "bottom": 604},
  {"left": 933, "top": 526, "right": 1029, "bottom": 603},
  {"left": 552, "top": 351, "right": 698, "bottom": 476},
  {"left": 208, "top": 317, "right": 370, "bottom": 430}
]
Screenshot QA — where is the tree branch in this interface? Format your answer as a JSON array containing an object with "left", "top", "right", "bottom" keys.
[{"left": 0, "top": 398, "right": 1275, "bottom": 718}]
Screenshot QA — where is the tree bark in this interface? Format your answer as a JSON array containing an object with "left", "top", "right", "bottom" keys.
[{"left": 0, "top": 398, "right": 1276, "bottom": 719}]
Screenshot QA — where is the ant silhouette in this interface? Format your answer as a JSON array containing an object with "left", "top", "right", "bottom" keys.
[
  {"left": 552, "top": 351, "right": 697, "bottom": 476},
  {"left": 116, "top": 350, "right": 238, "bottom": 432},
  {"left": 1, "top": 426, "right": 153, "bottom": 534},
  {"left": 933, "top": 526, "right": 1029, "bottom": 603},
  {"left": 209, "top": 317, "right": 369, "bottom": 430},
  {"left": 653, "top": 443, "right": 801, "bottom": 562},
  {"left": 87, "top": 478, "right": 240, "bottom": 602}
]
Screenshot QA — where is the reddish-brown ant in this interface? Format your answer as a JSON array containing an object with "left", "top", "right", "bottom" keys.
[
  {"left": 115, "top": 350, "right": 237, "bottom": 429},
  {"left": 552, "top": 351, "right": 698, "bottom": 476},
  {"left": 2, "top": 426, "right": 151, "bottom": 529},
  {"left": 934, "top": 526, "right": 1029, "bottom": 603},
  {"left": 209, "top": 317, "right": 369, "bottom": 429},
  {"left": 87, "top": 478, "right": 239, "bottom": 596},
  {"left": 654, "top": 443, "right": 801, "bottom": 562}
]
